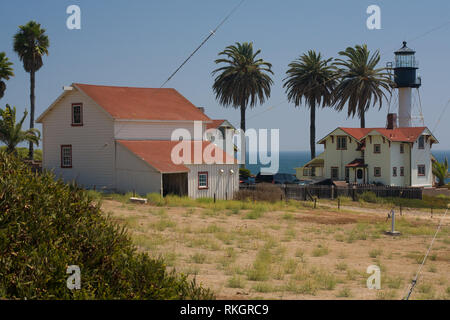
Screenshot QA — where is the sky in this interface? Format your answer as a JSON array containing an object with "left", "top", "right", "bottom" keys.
[{"left": 1, "top": 0, "right": 449, "bottom": 151}]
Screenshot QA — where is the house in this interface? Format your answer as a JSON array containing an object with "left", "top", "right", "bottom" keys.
[
  {"left": 36, "top": 83, "right": 239, "bottom": 198},
  {"left": 205, "top": 119, "right": 236, "bottom": 156},
  {"left": 296, "top": 115, "right": 438, "bottom": 187}
]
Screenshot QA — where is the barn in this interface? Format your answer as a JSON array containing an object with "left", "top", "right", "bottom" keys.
[{"left": 36, "top": 83, "right": 239, "bottom": 199}]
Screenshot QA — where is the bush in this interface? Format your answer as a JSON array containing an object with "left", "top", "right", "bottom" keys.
[
  {"left": 358, "top": 191, "right": 381, "bottom": 203},
  {"left": 239, "top": 168, "right": 251, "bottom": 178},
  {"left": 234, "top": 183, "right": 283, "bottom": 203},
  {"left": 0, "top": 151, "right": 213, "bottom": 299}
]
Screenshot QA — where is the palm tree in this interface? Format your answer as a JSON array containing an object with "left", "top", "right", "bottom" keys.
[
  {"left": 13, "top": 21, "right": 49, "bottom": 159},
  {"left": 283, "top": 50, "right": 337, "bottom": 159},
  {"left": 432, "top": 158, "right": 449, "bottom": 187},
  {"left": 0, "top": 52, "right": 14, "bottom": 99},
  {"left": 0, "top": 104, "right": 40, "bottom": 155},
  {"left": 212, "top": 42, "right": 273, "bottom": 167},
  {"left": 333, "top": 44, "right": 392, "bottom": 128}
]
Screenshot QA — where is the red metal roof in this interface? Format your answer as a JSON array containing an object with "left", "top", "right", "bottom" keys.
[
  {"left": 206, "top": 120, "right": 226, "bottom": 130},
  {"left": 74, "top": 83, "right": 211, "bottom": 121},
  {"left": 117, "top": 140, "right": 237, "bottom": 173},
  {"left": 346, "top": 159, "right": 366, "bottom": 167},
  {"left": 339, "top": 127, "right": 427, "bottom": 142}
]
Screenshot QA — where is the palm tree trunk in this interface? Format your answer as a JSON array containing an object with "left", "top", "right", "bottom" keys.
[
  {"left": 310, "top": 101, "right": 316, "bottom": 160},
  {"left": 360, "top": 111, "right": 365, "bottom": 128},
  {"left": 240, "top": 104, "right": 246, "bottom": 169},
  {"left": 28, "top": 70, "right": 35, "bottom": 160}
]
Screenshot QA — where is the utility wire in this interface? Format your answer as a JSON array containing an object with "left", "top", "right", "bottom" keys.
[
  {"left": 243, "top": 18, "right": 450, "bottom": 125},
  {"left": 404, "top": 207, "right": 448, "bottom": 300},
  {"left": 160, "top": 0, "right": 245, "bottom": 88}
]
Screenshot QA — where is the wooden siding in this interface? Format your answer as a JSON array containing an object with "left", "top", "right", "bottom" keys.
[
  {"left": 115, "top": 142, "right": 162, "bottom": 195},
  {"left": 41, "top": 89, "right": 116, "bottom": 189},
  {"left": 114, "top": 121, "right": 206, "bottom": 140},
  {"left": 187, "top": 164, "right": 239, "bottom": 199}
]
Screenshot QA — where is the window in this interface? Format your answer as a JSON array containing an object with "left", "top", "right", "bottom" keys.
[
  {"left": 337, "top": 136, "right": 347, "bottom": 150},
  {"left": 198, "top": 172, "right": 208, "bottom": 189},
  {"left": 400, "top": 144, "right": 405, "bottom": 154},
  {"left": 311, "top": 167, "right": 316, "bottom": 177},
  {"left": 61, "top": 145, "right": 72, "bottom": 168},
  {"left": 400, "top": 167, "right": 404, "bottom": 176},
  {"left": 71, "top": 103, "right": 83, "bottom": 126},
  {"left": 374, "top": 144, "right": 381, "bottom": 154},
  {"left": 418, "top": 165, "right": 426, "bottom": 176},
  {"left": 331, "top": 167, "right": 339, "bottom": 180},
  {"left": 418, "top": 135, "right": 425, "bottom": 149},
  {"left": 345, "top": 167, "right": 349, "bottom": 182},
  {"left": 303, "top": 168, "right": 310, "bottom": 176},
  {"left": 393, "top": 167, "right": 397, "bottom": 177},
  {"left": 374, "top": 167, "right": 381, "bottom": 177}
]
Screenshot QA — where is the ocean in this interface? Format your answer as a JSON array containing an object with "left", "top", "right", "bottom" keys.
[{"left": 246, "top": 150, "right": 450, "bottom": 183}]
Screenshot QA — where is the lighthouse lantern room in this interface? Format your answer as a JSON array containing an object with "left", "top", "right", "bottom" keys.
[{"left": 393, "top": 41, "right": 421, "bottom": 127}]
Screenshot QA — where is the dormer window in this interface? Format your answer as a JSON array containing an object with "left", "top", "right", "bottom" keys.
[
  {"left": 374, "top": 144, "right": 381, "bottom": 154},
  {"left": 337, "top": 136, "right": 347, "bottom": 150},
  {"left": 418, "top": 135, "right": 425, "bottom": 149},
  {"left": 72, "top": 103, "right": 83, "bottom": 126}
]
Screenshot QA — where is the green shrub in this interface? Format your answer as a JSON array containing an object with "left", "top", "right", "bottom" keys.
[
  {"left": 0, "top": 151, "right": 213, "bottom": 299},
  {"left": 239, "top": 168, "right": 251, "bottom": 178},
  {"left": 358, "top": 191, "right": 381, "bottom": 203},
  {"left": 234, "top": 183, "right": 283, "bottom": 203}
]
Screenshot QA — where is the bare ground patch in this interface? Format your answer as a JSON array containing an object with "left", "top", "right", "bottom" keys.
[{"left": 102, "top": 199, "right": 450, "bottom": 300}]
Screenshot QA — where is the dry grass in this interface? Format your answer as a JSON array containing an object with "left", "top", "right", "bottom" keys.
[{"left": 103, "top": 196, "right": 450, "bottom": 300}]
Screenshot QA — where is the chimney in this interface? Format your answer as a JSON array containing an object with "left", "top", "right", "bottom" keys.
[
  {"left": 197, "top": 107, "right": 205, "bottom": 114},
  {"left": 387, "top": 113, "right": 397, "bottom": 130}
]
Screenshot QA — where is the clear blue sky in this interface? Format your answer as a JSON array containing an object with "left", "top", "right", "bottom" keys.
[{"left": 1, "top": 0, "right": 449, "bottom": 151}]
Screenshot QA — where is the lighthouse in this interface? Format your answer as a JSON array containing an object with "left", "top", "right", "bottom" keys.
[{"left": 393, "top": 41, "right": 421, "bottom": 127}]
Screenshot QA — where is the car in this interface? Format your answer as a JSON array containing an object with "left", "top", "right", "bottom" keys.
[
  {"left": 239, "top": 175, "right": 255, "bottom": 185},
  {"left": 255, "top": 172, "right": 298, "bottom": 184}
]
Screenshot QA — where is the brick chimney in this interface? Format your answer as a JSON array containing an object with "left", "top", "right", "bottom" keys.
[{"left": 387, "top": 113, "right": 397, "bottom": 130}]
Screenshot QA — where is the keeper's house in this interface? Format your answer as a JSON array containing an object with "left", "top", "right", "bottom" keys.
[
  {"left": 37, "top": 83, "right": 239, "bottom": 198},
  {"left": 296, "top": 115, "right": 438, "bottom": 187}
]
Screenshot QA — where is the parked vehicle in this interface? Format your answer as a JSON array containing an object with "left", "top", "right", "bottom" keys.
[
  {"left": 239, "top": 175, "right": 256, "bottom": 185},
  {"left": 255, "top": 173, "right": 298, "bottom": 184}
]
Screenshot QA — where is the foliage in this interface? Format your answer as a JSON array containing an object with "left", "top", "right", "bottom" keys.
[
  {"left": 13, "top": 20, "right": 49, "bottom": 160},
  {"left": 13, "top": 21, "right": 49, "bottom": 73},
  {"left": 333, "top": 44, "right": 392, "bottom": 127},
  {"left": 0, "top": 152, "right": 213, "bottom": 299},
  {"left": 0, "top": 146, "right": 42, "bottom": 161},
  {"left": 432, "top": 158, "right": 449, "bottom": 187},
  {"left": 234, "top": 183, "right": 284, "bottom": 203},
  {"left": 239, "top": 167, "right": 251, "bottom": 178},
  {"left": 0, "top": 104, "right": 40, "bottom": 154},
  {"left": 212, "top": 42, "right": 273, "bottom": 113},
  {"left": 0, "top": 52, "right": 14, "bottom": 99},
  {"left": 283, "top": 50, "right": 336, "bottom": 159}
]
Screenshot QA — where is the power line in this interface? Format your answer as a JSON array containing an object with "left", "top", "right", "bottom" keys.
[
  {"left": 244, "top": 18, "right": 450, "bottom": 125},
  {"left": 160, "top": 0, "right": 245, "bottom": 88},
  {"left": 404, "top": 207, "right": 448, "bottom": 300}
]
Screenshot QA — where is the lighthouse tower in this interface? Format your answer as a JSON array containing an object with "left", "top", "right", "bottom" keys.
[{"left": 393, "top": 41, "right": 421, "bottom": 127}]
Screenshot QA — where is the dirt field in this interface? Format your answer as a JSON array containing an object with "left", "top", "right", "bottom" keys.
[{"left": 102, "top": 198, "right": 450, "bottom": 300}]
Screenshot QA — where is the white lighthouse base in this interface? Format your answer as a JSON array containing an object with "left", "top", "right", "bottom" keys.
[{"left": 398, "top": 87, "right": 412, "bottom": 127}]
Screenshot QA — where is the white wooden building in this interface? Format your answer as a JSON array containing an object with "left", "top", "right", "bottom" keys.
[
  {"left": 36, "top": 83, "right": 239, "bottom": 199},
  {"left": 296, "top": 117, "right": 438, "bottom": 187}
]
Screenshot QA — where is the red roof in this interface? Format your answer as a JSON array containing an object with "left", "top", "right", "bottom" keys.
[
  {"left": 117, "top": 140, "right": 237, "bottom": 173},
  {"left": 339, "top": 127, "right": 427, "bottom": 142},
  {"left": 346, "top": 159, "right": 366, "bottom": 167},
  {"left": 206, "top": 120, "right": 226, "bottom": 130},
  {"left": 74, "top": 83, "right": 210, "bottom": 121}
]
